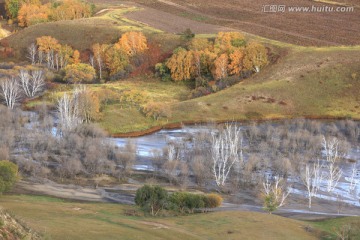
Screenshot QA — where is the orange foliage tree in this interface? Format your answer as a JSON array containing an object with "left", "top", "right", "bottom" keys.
[
  {"left": 166, "top": 48, "right": 195, "bottom": 81},
  {"left": 117, "top": 32, "right": 148, "bottom": 56},
  {"left": 18, "top": 3, "right": 50, "bottom": 27},
  {"left": 228, "top": 48, "right": 245, "bottom": 75},
  {"left": 72, "top": 50, "right": 80, "bottom": 64},
  {"left": 215, "top": 32, "right": 246, "bottom": 52}
]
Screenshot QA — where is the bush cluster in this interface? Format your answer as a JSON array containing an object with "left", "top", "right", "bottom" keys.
[{"left": 135, "top": 185, "right": 222, "bottom": 215}]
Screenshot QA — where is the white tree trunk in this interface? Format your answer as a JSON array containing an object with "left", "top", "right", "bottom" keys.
[
  {"left": 211, "top": 123, "right": 243, "bottom": 186},
  {"left": 0, "top": 77, "right": 21, "bottom": 109}
]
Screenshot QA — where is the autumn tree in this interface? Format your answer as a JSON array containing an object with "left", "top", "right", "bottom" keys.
[
  {"left": 5, "top": 0, "right": 41, "bottom": 19},
  {"left": 243, "top": 42, "right": 268, "bottom": 73},
  {"left": 92, "top": 43, "right": 108, "bottom": 79},
  {"left": 214, "top": 53, "right": 229, "bottom": 80},
  {"left": 36, "top": 36, "right": 60, "bottom": 53},
  {"left": 64, "top": 63, "right": 96, "bottom": 83},
  {"left": 58, "top": 44, "right": 74, "bottom": 68},
  {"left": 142, "top": 101, "right": 172, "bottom": 121},
  {"left": 72, "top": 50, "right": 80, "bottom": 64},
  {"left": 117, "top": 31, "right": 148, "bottom": 56},
  {"left": 188, "top": 38, "right": 211, "bottom": 51},
  {"left": 50, "top": 0, "right": 93, "bottom": 21},
  {"left": 104, "top": 45, "right": 130, "bottom": 78},
  {"left": 228, "top": 48, "right": 245, "bottom": 75},
  {"left": 73, "top": 86, "right": 100, "bottom": 123},
  {"left": 18, "top": 3, "right": 49, "bottom": 27},
  {"left": 215, "top": 32, "right": 246, "bottom": 52},
  {"left": 166, "top": 48, "right": 195, "bottom": 81}
]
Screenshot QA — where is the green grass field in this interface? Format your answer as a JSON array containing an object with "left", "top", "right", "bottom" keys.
[{"left": 0, "top": 194, "right": 331, "bottom": 240}]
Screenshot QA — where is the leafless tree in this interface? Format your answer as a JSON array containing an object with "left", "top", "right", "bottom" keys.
[
  {"left": 333, "top": 224, "right": 351, "bottom": 240},
  {"left": 301, "top": 160, "right": 323, "bottom": 208},
  {"left": 349, "top": 163, "right": 359, "bottom": 193},
  {"left": 211, "top": 123, "right": 243, "bottom": 186},
  {"left": 0, "top": 77, "right": 21, "bottom": 109},
  {"left": 262, "top": 176, "right": 291, "bottom": 212},
  {"left": 322, "top": 137, "right": 342, "bottom": 192},
  {"left": 115, "top": 139, "right": 137, "bottom": 177},
  {"left": 57, "top": 92, "right": 81, "bottom": 132},
  {"left": 27, "top": 43, "right": 37, "bottom": 65},
  {"left": 38, "top": 50, "right": 44, "bottom": 64},
  {"left": 19, "top": 69, "right": 45, "bottom": 98}
]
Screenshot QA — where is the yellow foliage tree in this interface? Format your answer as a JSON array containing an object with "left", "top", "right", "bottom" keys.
[
  {"left": 188, "top": 38, "right": 211, "bottom": 51},
  {"left": 36, "top": 36, "right": 60, "bottom": 53},
  {"left": 104, "top": 45, "right": 130, "bottom": 77},
  {"left": 215, "top": 32, "right": 246, "bottom": 53},
  {"left": 50, "top": 0, "right": 92, "bottom": 21},
  {"left": 166, "top": 48, "right": 195, "bottom": 81},
  {"left": 243, "top": 42, "right": 268, "bottom": 73},
  {"left": 5, "top": 0, "right": 41, "bottom": 19},
  {"left": 64, "top": 63, "right": 96, "bottom": 83},
  {"left": 117, "top": 32, "right": 148, "bottom": 56},
  {"left": 18, "top": 3, "right": 49, "bottom": 27},
  {"left": 92, "top": 43, "right": 109, "bottom": 79},
  {"left": 214, "top": 53, "right": 229, "bottom": 80}
]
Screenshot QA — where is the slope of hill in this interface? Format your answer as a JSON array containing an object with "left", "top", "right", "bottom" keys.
[
  {"left": 0, "top": 208, "right": 40, "bottom": 240},
  {"left": 0, "top": 195, "right": 324, "bottom": 240}
]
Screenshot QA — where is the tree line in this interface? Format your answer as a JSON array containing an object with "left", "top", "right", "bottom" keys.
[{"left": 5, "top": 0, "right": 95, "bottom": 26}]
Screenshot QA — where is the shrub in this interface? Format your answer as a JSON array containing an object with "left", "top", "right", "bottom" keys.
[
  {"left": 168, "top": 192, "right": 188, "bottom": 213},
  {"left": 0, "top": 160, "right": 19, "bottom": 194},
  {"left": 169, "top": 192, "right": 205, "bottom": 213},
  {"left": 135, "top": 185, "right": 168, "bottom": 216},
  {"left": 184, "top": 193, "right": 205, "bottom": 213},
  {"left": 203, "top": 194, "right": 223, "bottom": 208},
  {"left": 64, "top": 63, "right": 96, "bottom": 83},
  {"left": 142, "top": 101, "right": 172, "bottom": 120}
]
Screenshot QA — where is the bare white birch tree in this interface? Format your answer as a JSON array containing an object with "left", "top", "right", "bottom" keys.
[
  {"left": 322, "top": 137, "right": 342, "bottom": 192},
  {"left": 262, "top": 176, "right": 291, "bottom": 213},
  {"left": 19, "top": 69, "right": 45, "bottom": 98},
  {"left": 349, "top": 163, "right": 359, "bottom": 192},
  {"left": 57, "top": 92, "right": 81, "bottom": 131},
  {"left": 0, "top": 77, "right": 21, "bottom": 109},
  {"left": 301, "top": 160, "right": 323, "bottom": 208},
  {"left": 211, "top": 123, "right": 243, "bottom": 186},
  {"left": 38, "top": 50, "right": 44, "bottom": 65},
  {"left": 27, "top": 43, "right": 37, "bottom": 65}
]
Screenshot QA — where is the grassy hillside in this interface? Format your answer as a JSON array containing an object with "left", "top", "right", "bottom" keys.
[
  {"left": 0, "top": 194, "right": 324, "bottom": 240},
  {"left": 1, "top": 6, "right": 163, "bottom": 59},
  {"left": 1, "top": 6, "right": 359, "bottom": 135},
  {"left": 171, "top": 46, "right": 360, "bottom": 123},
  {"left": 24, "top": 44, "right": 360, "bottom": 135}
]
